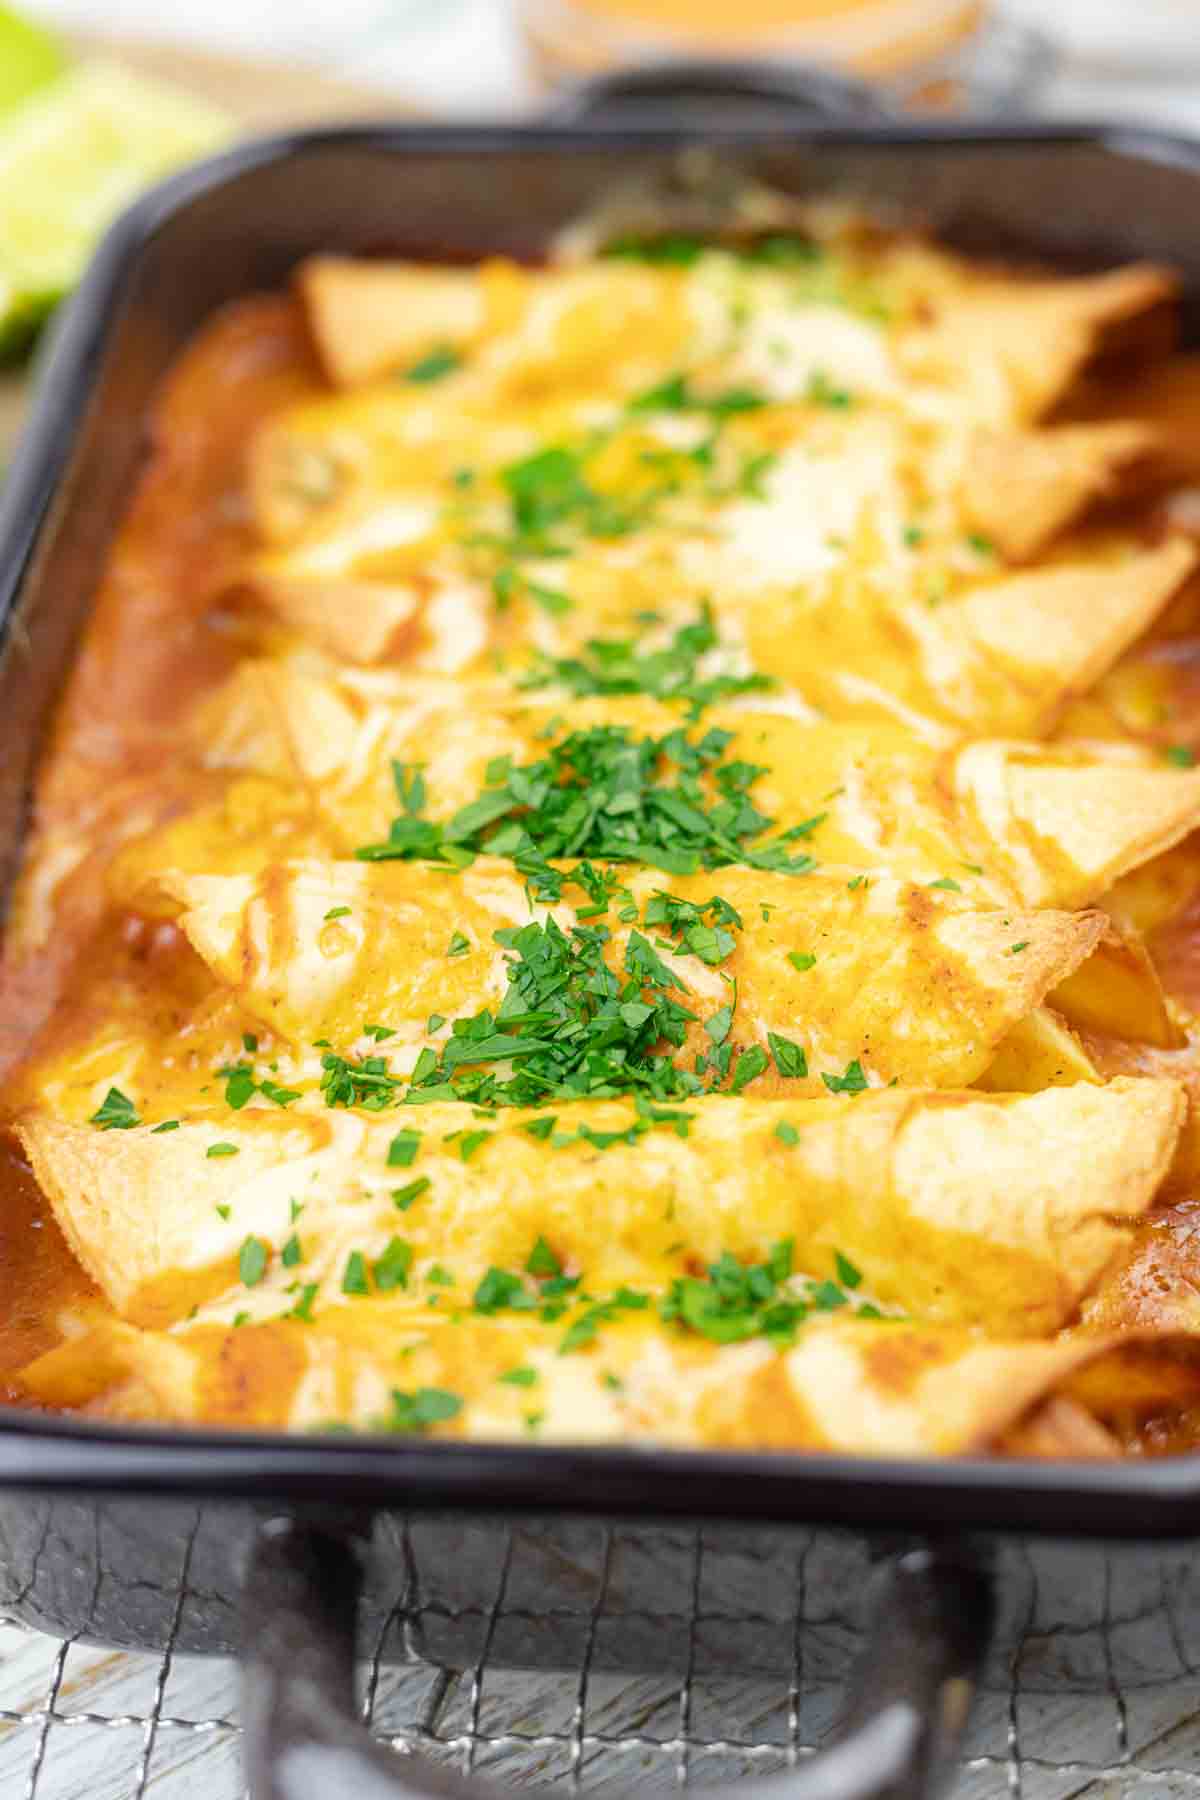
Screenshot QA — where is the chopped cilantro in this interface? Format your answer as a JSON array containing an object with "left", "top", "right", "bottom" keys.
[
  {"left": 506, "top": 604, "right": 756, "bottom": 718},
  {"left": 242, "top": 1033, "right": 258, "bottom": 1053},
  {"left": 786, "top": 951, "right": 816, "bottom": 972},
  {"left": 374, "top": 1237, "right": 414, "bottom": 1293},
  {"left": 222, "top": 1063, "right": 256, "bottom": 1110},
  {"left": 215, "top": 1203, "right": 231, "bottom": 1221},
  {"left": 151, "top": 1119, "right": 180, "bottom": 1134},
  {"left": 383, "top": 1387, "right": 462, "bottom": 1433},
  {"left": 446, "top": 931, "right": 471, "bottom": 959},
  {"left": 320, "top": 1051, "right": 401, "bottom": 1111},
  {"left": 729, "top": 1046, "right": 769, "bottom": 1094},
  {"left": 341, "top": 1251, "right": 370, "bottom": 1296},
  {"left": 928, "top": 877, "right": 962, "bottom": 892},
  {"left": 239, "top": 1236, "right": 268, "bottom": 1287},
  {"left": 774, "top": 1121, "right": 800, "bottom": 1146},
  {"left": 291, "top": 1282, "right": 319, "bottom": 1322},
  {"left": 821, "top": 1059, "right": 868, "bottom": 1096},
  {"left": 323, "top": 905, "right": 352, "bottom": 921},
  {"left": 403, "top": 345, "right": 462, "bottom": 383},
  {"left": 387, "top": 1129, "right": 421, "bottom": 1168},
  {"left": 1007, "top": 940, "right": 1030, "bottom": 956},
  {"left": 474, "top": 1267, "right": 529, "bottom": 1314},
  {"left": 90, "top": 1087, "right": 140, "bottom": 1130},
  {"left": 499, "top": 1366, "right": 538, "bottom": 1387},
  {"left": 1166, "top": 745, "right": 1196, "bottom": 767},
  {"left": 260, "top": 1080, "right": 300, "bottom": 1108},
  {"left": 363, "top": 1023, "right": 395, "bottom": 1042},
  {"left": 357, "top": 716, "right": 816, "bottom": 886},
  {"left": 393, "top": 1176, "right": 430, "bottom": 1210},
  {"left": 767, "top": 1033, "right": 808, "bottom": 1079},
  {"left": 834, "top": 1251, "right": 863, "bottom": 1290},
  {"left": 281, "top": 1233, "right": 302, "bottom": 1269},
  {"left": 526, "top": 1235, "right": 562, "bottom": 1278},
  {"left": 662, "top": 1241, "right": 803, "bottom": 1347},
  {"left": 207, "top": 1142, "right": 239, "bottom": 1158},
  {"left": 458, "top": 1129, "right": 491, "bottom": 1161},
  {"left": 426, "top": 1013, "right": 446, "bottom": 1033}
]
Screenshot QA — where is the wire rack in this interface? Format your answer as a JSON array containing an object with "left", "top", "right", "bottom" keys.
[{"left": 5, "top": 1522, "right": 1200, "bottom": 1799}]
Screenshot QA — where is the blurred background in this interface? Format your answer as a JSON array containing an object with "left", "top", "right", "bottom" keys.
[
  {"left": 16, "top": 0, "right": 1200, "bottom": 120},
  {"left": 0, "top": 0, "right": 1198, "bottom": 380}
]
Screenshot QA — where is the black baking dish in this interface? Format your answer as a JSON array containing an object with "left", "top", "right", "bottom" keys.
[{"left": 4, "top": 91, "right": 1200, "bottom": 1798}]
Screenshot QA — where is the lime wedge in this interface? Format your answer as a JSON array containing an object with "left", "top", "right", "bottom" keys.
[
  {"left": 0, "top": 3, "right": 67, "bottom": 119},
  {"left": 0, "top": 59, "right": 234, "bottom": 359}
]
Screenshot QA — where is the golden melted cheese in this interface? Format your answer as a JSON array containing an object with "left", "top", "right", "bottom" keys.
[{"left": 4, "top": 208, "right": 1200, "bottom": 1457}]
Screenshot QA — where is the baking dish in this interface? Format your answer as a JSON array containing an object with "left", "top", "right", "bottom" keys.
[{"left": 5, "top": 69, "right": 1200, "bottom": 1796}]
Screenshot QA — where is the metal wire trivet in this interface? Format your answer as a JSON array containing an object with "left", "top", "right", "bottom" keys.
[{"left": 4, "top": 1523, "right": 1200, "bottom": 1798}]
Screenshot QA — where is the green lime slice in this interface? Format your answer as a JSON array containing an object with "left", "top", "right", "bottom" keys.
[
  {"left": 0, "top": 59, "right": 234, "bottom": 359},
  {"left": 0, "top": 3, "right": 67, "bottom": 120}
]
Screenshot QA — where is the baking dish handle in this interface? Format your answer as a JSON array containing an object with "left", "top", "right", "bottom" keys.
[
  {"left": 543, "top": 60, "right": 893, "bottom": 125},
  {"left": 240, "top": 1518, "right": 992, "bottom": 1800}
]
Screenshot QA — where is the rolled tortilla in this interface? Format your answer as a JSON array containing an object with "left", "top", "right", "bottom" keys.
[
  {"left": 156, "top": 857, "right": 1106, "bottom": 1091},
  {"left": 17, "top": 1080, "right": 1182, "bottom": 1336},
  {"left": 959, "top": 422, "right": 1160, "bottom": 562},
  {"left": 13, "top": 1302, "right": 1135, "bottom": 1457},
  {"left": 185, "top": 674, "right": 1200, "bottom": 913},
  {"left": 747, "top": 538, "right": 1196, "bottom": 737}
]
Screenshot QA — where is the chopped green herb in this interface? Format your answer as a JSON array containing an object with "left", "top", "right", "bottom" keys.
[
  {"left": 473, "top": 1267, "right": 529, "bottom": 1314},
  {"left": 383, "top": 1387, "right": 462, "bottom": 1433},
  {"left": 323, "top": 905, "right": 352, "bottom": 921},
  {"left": 767, "top": 1033, "right": 808, "bottom": 1079},
  {"left": 387, "top": 1129, "right": 421, "bottom": 1168},
  {"left": 151, "top": 1119, "right": 180, "bottom": 1134},
  {"left": 1007, "top": 940, "right": 1030, "bottom": 956},
  {"left": 458, "top": 1129, "right": 491, "bottom": 1161},
  {"left": 519, "top": 605, "right": 771, "bottom": 721},
  {"left": 1166, "top": 744, "right": 1196, "bottom": 767},
  {"left": 207, "top": 1142, "right": 240, "bottom": 1158},
  {"left": 393, "top": 1176, "right": 431, "bottom": 1210},
  {"left": 260, "top": 1079, "right": 301, "bottom": 1108},
  {"left": 239, "top": 1236, "right": 268, "bottom": 1287},
  {"left": 928, "top": 877, "right": 961, "bottom": 892},
  {"left": 526, "top": 1236, "right": 562, "bottom": 1278},
  {"left": 499, "top": 1366, "right": 538, "bottom": 1387},
  {"left": 403, "top": 345, "right": 462, "bottom": 383},
  {"left": 242, "top": 1033, "right": 258, "bottom": 1054},
  {"left": 775, "top": 1121, "right": 800, "bottom": 1146},
  {"left": 786, "top": 951, "right": 816, "bottom": 972},
  {"left": 822, "top": 1059, "right": 868, "bottom": 1096},
  {"left": 291, "top": 1282, "right": 319, "bottom": 1322},
  {"left": 374, "top": 1237, "right": 414, "bottom": 1293},
  {"left": 446, "top": 931, "right": 471, "bottom": 959},
  {"left": 281, "top": 1233, "right": 302, "bottom": 1269},
  {"left": 90, "top": 1087, "right": 140, "bottom": 1130},
  {"left": 341, "top": 1251, "right": 370, "bottom": 1297},
  {"left": 834, "top": 1251, "right": 863, "bottom": 1290},
  {"left": 215, "top": 1203, "right": 231, "bottom": 1221},
  {"left": 729, "top": 1046, "right": 769, "bottom": 1094}
]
